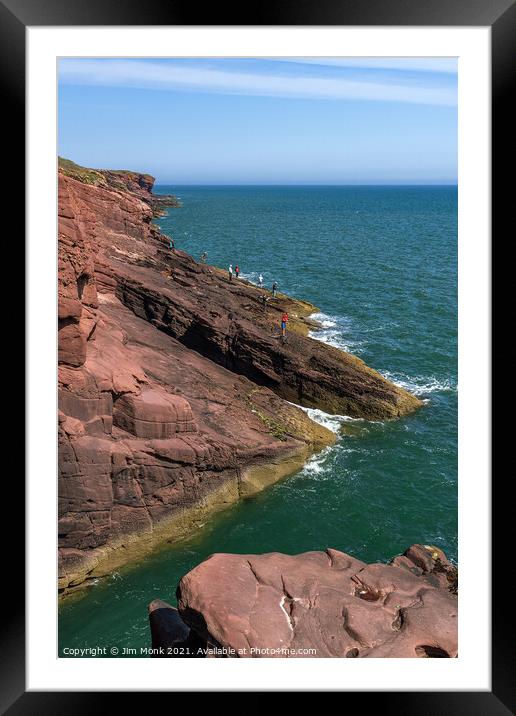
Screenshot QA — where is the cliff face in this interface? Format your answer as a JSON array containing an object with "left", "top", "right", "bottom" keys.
[
  {"left": 57, "top": 160, "right": 421, "bottom": 593},
  {"left": 114, "top": 252, "right": 420, "bottom": 420},
  {"left": 58, "top": 157, "right": 180, "bottom": 217},
  {"left": 149, "top": 544, "right": 458, "bottom": 658}
]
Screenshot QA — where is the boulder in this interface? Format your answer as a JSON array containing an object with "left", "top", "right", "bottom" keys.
[
  {"left": 148, "top": 599, "right": 204, "bottom": 657},
  {"left": 174, "top": 544, "right": 458, "bottom": 658}
]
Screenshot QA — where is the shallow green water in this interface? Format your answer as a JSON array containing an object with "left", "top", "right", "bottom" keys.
[{"left": 59, "top": 186, "right": 457, "bottom": 656}]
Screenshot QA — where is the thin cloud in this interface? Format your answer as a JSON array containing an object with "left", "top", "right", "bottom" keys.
[
  {"left": 278, "top": 58, "right": 458, "bottom": 74},
  {"left": 59, "top": 59, "right": 457, "bottom": 106}
]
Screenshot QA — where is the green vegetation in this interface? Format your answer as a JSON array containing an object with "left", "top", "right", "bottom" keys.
[
  {"left": 245, "top": 391, "right": 288, "bottom": 441},
  {"left": 58, "top": 157, "right": 179, "bottom": 214},
  {"left": 58, "top": 158, "right": 155, "bottom": 192},
  {"left": 58, "top": 157, "right": 108, "bottom": 187},
  {"left": 109, "top": 168, "right": 154, "bottom": 182}
]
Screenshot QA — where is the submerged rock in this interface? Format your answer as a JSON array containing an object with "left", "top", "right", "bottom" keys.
[
  {"left": 160, "top": 544, "right": 457, "bottom": 658},
  {"left": 148, "top": 600, "right": 205, "bottom": 657}
]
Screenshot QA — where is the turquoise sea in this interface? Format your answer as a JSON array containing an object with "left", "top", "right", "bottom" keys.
[{"left": 59, "top": 186, "right": 457, "bottom": 656}]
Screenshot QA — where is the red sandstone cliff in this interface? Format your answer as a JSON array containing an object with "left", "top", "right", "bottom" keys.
[{"left": 57, "top": 159, "right": 421, "bottom": 593}]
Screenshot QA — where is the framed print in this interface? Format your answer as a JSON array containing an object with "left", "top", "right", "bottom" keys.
[{"left": 3, "top": 0, "right": 512, "bottom": 708}]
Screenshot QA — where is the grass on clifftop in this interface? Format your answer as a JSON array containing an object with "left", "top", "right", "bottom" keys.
[
  {"left": 108, "top": 168, "right": 154, "bottom": 181},
  {"left": 58, "top": 157, "right": 155, "bottom": 189},
  {"left": 58, "top": 157, "right": 109, "bottom": 187}
]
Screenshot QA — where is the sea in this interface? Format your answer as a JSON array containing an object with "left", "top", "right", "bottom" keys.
[{"left": 59, "top": 185, "right": 457, "bottom": 656}]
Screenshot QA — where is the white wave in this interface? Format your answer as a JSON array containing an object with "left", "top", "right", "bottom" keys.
[
  {"left": 238, "top": 271, "right": 266, "bottom": 286},
  {"left": 308, "top": 312, "right": 364, "bottom": 354},
  {"left": 310, "top": 311, "right": 349, "bottom": 329},
  {"left": 308, "top": 312, "right": 455, "bottom": 398},
  {"left": 317, "top": 316, "right": 337, "bottom": 328},
  {"left": 300, "top": 406, "right": 355, "bottom": 433},
  {"left": 300, "top": 447, "right": 332, "bottom": 475},
  {"left": 287, "top": 401, "right": 363, "bottom": 433},
  {"left": 381, "top": 371, "right": 457, "bottom": 397},
  {"left": 299, "top": 443, "right": 361, "bottom": 479}
]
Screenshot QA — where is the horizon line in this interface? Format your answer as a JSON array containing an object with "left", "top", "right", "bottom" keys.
[{"left": 154, "top": 182, "right": 458, "bottom": 187}]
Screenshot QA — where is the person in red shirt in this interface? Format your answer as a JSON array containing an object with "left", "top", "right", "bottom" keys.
[{"left": 281, "top": 312, "right": 289, "bottom": 338}]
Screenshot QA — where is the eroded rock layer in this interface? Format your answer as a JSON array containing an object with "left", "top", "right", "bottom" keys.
[
  {"left": 58, "top": 159, "right": 421, "bottom": 592},
  {"left": 149, "top": 544, "right": 457, "bottom": 658}
]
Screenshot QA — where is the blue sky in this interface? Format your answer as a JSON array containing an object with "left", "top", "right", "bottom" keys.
[{"left": 58, "top": 58, "right": 457, "bottom": 185}]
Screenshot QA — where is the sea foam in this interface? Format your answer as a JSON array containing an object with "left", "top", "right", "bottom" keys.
[
  {"left": 300, "top": 406, "right": 357, "bottom": 433},
  {"left": 380, "top": 371, "right": 458, "bottom": 397},
  {"left": 308, "top": 312, "right": 365, "bottom": 354}
]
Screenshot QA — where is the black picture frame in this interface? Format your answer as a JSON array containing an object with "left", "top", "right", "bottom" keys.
[{"left": 4, "top": 0, "right": 512, "bottom": 709}]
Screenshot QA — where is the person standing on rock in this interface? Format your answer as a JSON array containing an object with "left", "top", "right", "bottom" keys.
[
  {"left": 228, "top": 264, "right": 233, "bottom": 281},
  {"left": 235, "top": 265, "right": 240, "bottom": 279},
  {"left": 281, "top": 312, "right": 289, "bottom": 338},
  {"left": 200, "top": 251, "right": 208, "bottom": 263},
  {"left": 169, "top": 237, "right": 175, "bottom": 250},
  {"left": 258, "top": 273, "right": 263, "bottom": 287},
  {"left": 272, "top": 281, "right": 278, "bottom": 298}
]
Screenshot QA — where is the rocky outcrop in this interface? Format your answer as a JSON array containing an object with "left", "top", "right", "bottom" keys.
[
  {"left": 58, "top": 158, "right": 421, "bottom": 593},
  {"left": 149, "top": 544, "right": 457, "bottom": 658},
  {"left": 114, "top": 250, "right": 420, "bottom": 419},
  {"left": 58, "top": 156, "right": 179, "bottom": 215}
]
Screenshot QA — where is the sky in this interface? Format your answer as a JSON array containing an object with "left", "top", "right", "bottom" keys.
[{"left": 58, "top": 57, "right": 457, "bottom": 185}]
